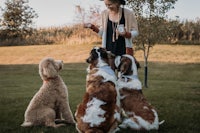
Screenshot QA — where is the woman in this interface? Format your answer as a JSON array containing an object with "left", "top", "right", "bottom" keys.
[{"left": 85, "top": 0, "right": 140, "bottom": 68}]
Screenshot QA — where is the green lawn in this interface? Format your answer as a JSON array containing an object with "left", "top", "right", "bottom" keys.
[{"left": 0, "top": 62, "right": 199, "bottom": 133}]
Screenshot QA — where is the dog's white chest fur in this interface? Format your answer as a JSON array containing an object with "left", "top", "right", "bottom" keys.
[
  {"left": 81, "top": 97, "right": 106, "bottom": 127},
  {"left": 91, "top": 65, "right": 117, "bottom": 84}
]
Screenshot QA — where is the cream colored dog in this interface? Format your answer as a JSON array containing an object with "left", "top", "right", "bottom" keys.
[{"left": 21, "top": 57, "right": 75, "bottom": 128}]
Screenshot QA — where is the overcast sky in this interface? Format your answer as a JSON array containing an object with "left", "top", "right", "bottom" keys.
[{"left": 0, "top": 0, "right": 200, "bottom": 27}]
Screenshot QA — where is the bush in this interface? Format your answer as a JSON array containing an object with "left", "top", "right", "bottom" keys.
[{"left": 0, "top": 25, "right": 101, "bottom": 46}]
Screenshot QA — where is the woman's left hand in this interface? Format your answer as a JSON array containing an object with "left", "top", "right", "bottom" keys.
[{"left": 116, "top": 29, "right": 131, "bottom": 38}]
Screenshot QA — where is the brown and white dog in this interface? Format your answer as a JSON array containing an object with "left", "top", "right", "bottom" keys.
[
  {"left": 75, "top": 47, "right": 120, "bottom": 133},
  {"left": 115, "top": 54, "right": 164, "bottom": 131}
]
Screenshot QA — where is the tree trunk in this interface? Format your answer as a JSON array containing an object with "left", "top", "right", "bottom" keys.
[{"left": 144, "top": 56, "right": 148, "bottom": 88}]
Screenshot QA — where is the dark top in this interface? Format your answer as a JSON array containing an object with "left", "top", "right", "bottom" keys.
[{"left": 106, "top": 8, "right": 125, "bottom": 56}]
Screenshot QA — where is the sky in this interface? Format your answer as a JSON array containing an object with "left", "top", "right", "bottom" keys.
[{"left": 0, "top": 0, "right": 200, "bottom": 27}]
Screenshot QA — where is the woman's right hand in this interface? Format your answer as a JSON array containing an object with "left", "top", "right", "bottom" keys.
[{"left": 83, "top": 23, "right": 99, "bottom": 33}]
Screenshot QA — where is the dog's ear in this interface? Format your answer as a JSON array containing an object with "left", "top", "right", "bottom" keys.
[
  {"left": 39, "top": 58, "right": 58, "bottom": 79},
  {"left": 99, "top": 47, "right": 108, "bottom": 59},
  {"left": 86, "top": 48, "right": 98, "bottom": 63}
]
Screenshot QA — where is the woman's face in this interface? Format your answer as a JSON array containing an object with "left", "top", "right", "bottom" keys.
[{"left": 104, "top": 0, "right": 119, "bottom": 11}]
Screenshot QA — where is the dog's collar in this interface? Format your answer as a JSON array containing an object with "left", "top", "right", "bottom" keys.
[
  {"left": 117, "top": 74, "right": 142, "bottom": 90},
  {"left": 119, "top": 75, "right": 138, "bottom": 82},
  {"left": 43, "top": 76, "right": 58, "bottom": 83}
]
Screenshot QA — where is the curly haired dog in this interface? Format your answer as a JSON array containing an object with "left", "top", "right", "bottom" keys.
[
  {"left": 75, "top": 47, "right": 121, "bottom": 133},
  {"left": 21, "top": 57, "right": 75, "bottom": 128},
  {"left": 115, "top": 55, "right": 164, "bottom": 131}
]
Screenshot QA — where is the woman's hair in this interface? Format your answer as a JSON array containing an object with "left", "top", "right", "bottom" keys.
[
  {"left": 101, "top": 0, "right": 126, "bottom": 5},
  {"left": 120, "top": 0, "right": 126, "bottom": 5}
]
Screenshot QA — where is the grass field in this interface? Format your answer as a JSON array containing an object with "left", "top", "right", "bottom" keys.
[
  {"left": 0, "top": 61, "right": 200, "bottom": 133},
  {"left": 0, "top": 44, "right": 200, "bottom": 133}
]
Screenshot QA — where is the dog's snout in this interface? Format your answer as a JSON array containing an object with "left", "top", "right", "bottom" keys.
[
  {"left": 55, "top": 60, "right": 63, "bottom": 70},
  {"left": 86, "top": 58, "right": 91, "bottom": 63},
  {"left": 57, "top": 60, "right": 63, "bottom": 64},
  {"left": 56, "top": 60, "right": 63, "bottom": 65}
]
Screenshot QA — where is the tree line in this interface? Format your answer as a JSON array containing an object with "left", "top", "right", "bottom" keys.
[
  {"left": 0, "top": 0, "right": 199, "bottom": 46},
  {"left": 168, "top": 18, "right": 200, "bottom": 44}
]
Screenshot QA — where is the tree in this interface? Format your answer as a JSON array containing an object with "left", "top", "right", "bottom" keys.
[
  {"left": 0, "top": 0, "right": 38, "bottom": 41},
  {"left": 74, "top": 4, "right": 101, "bottom": 26},
  {"left": 126, "top": 0, "right": 178, "bottom": 87},
  {"left": 74, "top": 5, "right": 86, "bottom": 24}
]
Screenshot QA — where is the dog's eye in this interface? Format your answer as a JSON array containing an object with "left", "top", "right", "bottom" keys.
[
  {"left": 47, "top": 62, "right": 50, "bottom": 64},
  {"left": 45, "top": 62, "right": 50, "bottom": 67}
]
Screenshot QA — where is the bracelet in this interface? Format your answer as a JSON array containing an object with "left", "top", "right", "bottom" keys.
[{"left": 124, "top": 32, "right": 131, "bottom": 38}]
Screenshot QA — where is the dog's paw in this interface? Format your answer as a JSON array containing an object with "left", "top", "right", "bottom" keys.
[
  {"left": 159, "top": 120, "right": 165, "bottom": 125},
  {"left": 21, "top": 122, "right": 33, "bottom": 127}
]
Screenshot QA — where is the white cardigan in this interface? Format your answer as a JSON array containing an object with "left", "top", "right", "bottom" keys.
[{"left": 98, "top": 7, "right": 139, "bottom": 48}]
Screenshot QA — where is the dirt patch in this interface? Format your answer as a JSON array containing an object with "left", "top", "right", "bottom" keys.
[{"left": 0, "top": 44, "right": 200, "bottom": 64}]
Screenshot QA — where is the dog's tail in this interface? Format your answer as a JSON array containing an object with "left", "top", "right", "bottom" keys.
[
  {"left": 159, "top": 120, "right": 165, "bottom": 125},
  {"left": 21, "top": 122, "right": 33, "bottom": 127}
]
